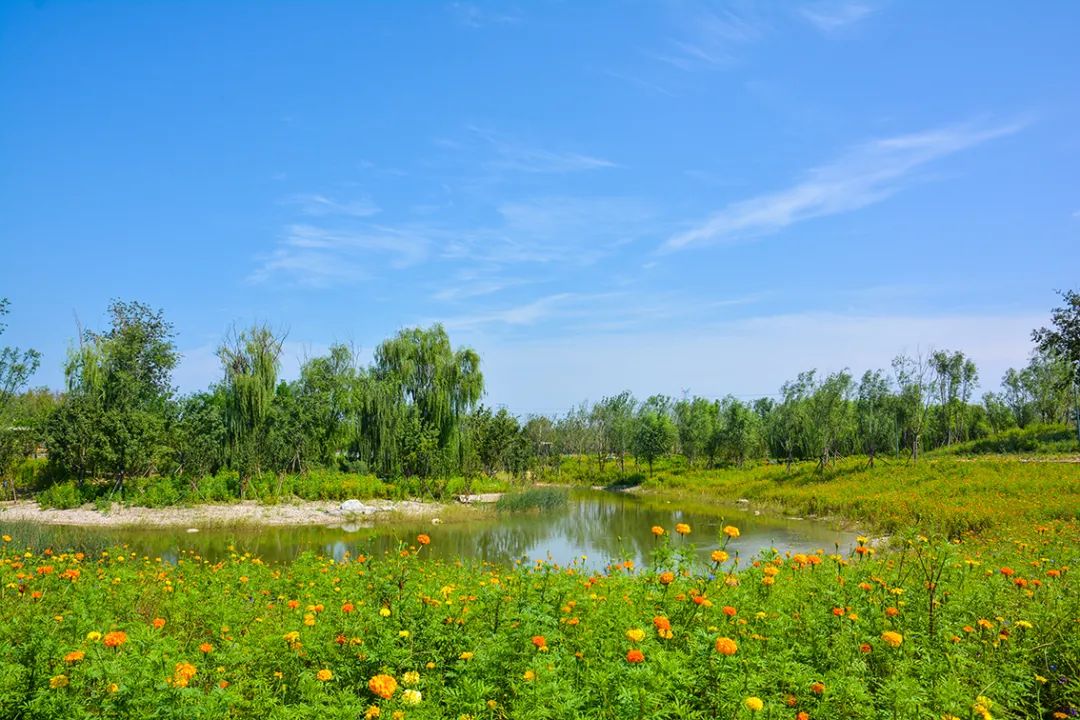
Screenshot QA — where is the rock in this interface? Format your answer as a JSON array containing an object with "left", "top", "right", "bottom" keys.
[
  {"left": 457, "top": 493, "right": 503, "bottom": 504},
  {"left": 340, "top": 522, "right": 361, "bottom": 533},
  {"left": 431, "top": 518, "right": 442, "bottom": 525},
  {"left": 339, "top": 499, "right": 375, "bottom": 516},
  {"left": 185, "top": 528, "right": 199, "bottom": 533},
  {"left": 736, "top": 498, "right": 750, "bottom": 504}
]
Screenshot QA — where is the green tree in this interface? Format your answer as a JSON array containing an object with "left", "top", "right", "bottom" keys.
[
  {"left": 632, "top": 409, "right": 675, "bottom": 476},
  {"left": 370, "top": 324, "right": 483, "bottom": 477},
  {"left": 856, "top": 370, "right": 892, "bottom": 467},
  {"left": 51, "top": 300, "right": 178, "bottom": 490},
  {"left": 1032, "top": 289, "right": 1080, "bottom": 443},
  {"left": 715, "top": 396, "right": 762, "bottom": 467},
  {"left": 674, "top": 396, "right": 717, "bottom": 468},
  {"left": 893, "top": 353, "right": 933, "bottom": 461},
  {"left": 218, "top": 324, "right": 284, "bottom": 495},
  {"left": 0, "top": 299, "right": 42, "bottom": 478}
]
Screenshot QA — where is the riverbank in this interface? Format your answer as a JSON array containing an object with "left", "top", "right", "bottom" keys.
[{"left": 0, "top": 497, "right": 488, "bottom": 528}]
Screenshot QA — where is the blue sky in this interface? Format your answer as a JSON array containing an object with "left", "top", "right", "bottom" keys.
[{"left": 1, "top": 1, "right": 1078, "bottom": 414}]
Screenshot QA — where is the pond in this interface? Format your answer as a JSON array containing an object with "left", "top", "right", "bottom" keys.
[{"left": 4, "top": 490, "right": 856, "bottom": 570}]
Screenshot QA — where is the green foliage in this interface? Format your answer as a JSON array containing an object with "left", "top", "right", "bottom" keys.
[
  {"left": 37, "top": 480, "right": 86, "bottom": 510},
  {"left": 494, "top": 486, "right": 568, "bottom": 512},
  {"left": 933, "top": 423, "right": 1079, "bottom": 456}
]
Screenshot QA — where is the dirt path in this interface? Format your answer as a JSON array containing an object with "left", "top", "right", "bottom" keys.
[{"left": 0, "top": 498, "right": 455, "bottom": 528}]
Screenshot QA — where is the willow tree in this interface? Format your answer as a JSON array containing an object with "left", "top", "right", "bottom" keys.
[
  {"left": 369, "top": 324, "right": 483, "bottom": 476},
  {"left": 218, "top": 325, "right": 284, "bottom": 495}
]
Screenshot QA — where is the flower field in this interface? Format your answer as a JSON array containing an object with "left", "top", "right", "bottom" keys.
[{"left": 1, "top": 517, "right": 1077, "bottom": 719}]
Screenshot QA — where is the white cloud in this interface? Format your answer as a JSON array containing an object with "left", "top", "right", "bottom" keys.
[
  {"left": 250, "top": 224, "right": 429, "bottom": 286},
  {"left": 799, "top": 1, "right": 876, "bottom": 32},
  {"left": 468, "top": 126, "right": 617, "bottom": 173},
  {"left": 664, "top": 120, "right": 1026, "bottom": 252},
  {"left": 651, "top": 4, "right": 764, "bottom": 71},
  {"left": 284, "top": 193, "right": 381, "bottom": 218}
]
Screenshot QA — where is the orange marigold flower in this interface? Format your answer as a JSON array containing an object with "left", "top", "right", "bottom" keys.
[
  {"left": 64, "top": 651, "right": 85, "bottom": 663},
  {"left": 342, "top": 602, "right": 355, "bottom": 613},
  {"left": 651, "top": 526, "right": 665, "bottom": 536},
  {"left": 810, "top": 681, "right": 825, "bottom": 695},
  {"left": 369, "top": 674, "right": 398, "bottom": 699},
  {"left": 199, "top": 642, "right": 213, "bottom": 654},
  {"left": 714, "top": 636, "right": 738, "bottom": 656},
  {"left": 171, "top": 662, "right": 197, "bottom": 688},
  {"left": 797, "top": 712, "right": 810, "bottom": 720},
  {"left": 152, "top": 618, "right": 166, "bottom": 630},
  {"left": 885, "top": 607, "right": 899, "bottom": 617},
  {"left": 675, "top": 523, "right": 691, "bottom": 535},
  {"left": 103, "top": 631, "right": 127, "bottom": 648},
  {"left": 999, "top": 567, "right": 1014, "bottom": 576},
  {"left": 531, "top": 635, "right": 547, "bottom": 649},
  {"left": 652, "top": 616, "right": 671, "bottom": 631},
  {"left": 859, "top": 643, "right": 872, "bottom": 654},
  {"left": 417, "top": 534, "right": 431, "bottom": 546},
  {"left": 722, "top": 605, "right": 737, "bottom": 617},
  {"left": 287, "top": 599, "right": 300, "bottom": 609},
  {"left": 626, "top": 649, "right": 645, "bottom": 663},
  {"left": 659, "top": 571, "right": 675, "bottom": 585}
]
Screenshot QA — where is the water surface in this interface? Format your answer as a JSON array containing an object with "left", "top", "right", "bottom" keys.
[{"left": 4, "top": 490, "right": 856, "bottom": 570}]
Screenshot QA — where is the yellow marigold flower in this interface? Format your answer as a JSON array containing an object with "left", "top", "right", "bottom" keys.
[
  {"left": 402, "top": 689, "right": 422, "bottom": 705},
  {"left": 651, "top": 526, "right": 665, "bottom": 536},
  {"left": 881, "top": 630, "right": 904, "bottom": 648},
  {"left": 365, "top": 706, "right": 381, "bottom": 719},
  {"left": 379, "top": 607, "right": 392, "bottom": 617},
  {"left": 398, "top": 630, "right": 411, "bottom": 638},
  {"left": 744, "top": 696, "right": 763, "bottom": 711},
  {"left": 2, "top": 535, "right": 11, "bottom": 542},
  {"left": 107, "top": 683, "right": 118, "bottom": 693},
  {"left": 1015, "top": 620, "right": 1032, "bottom": 629},
  {"left": 723, "top": 525, "right": 740, "bottom": 538},
  {"left": 50, "top": 674, "right": 69, "bottom": 689},
  {"left": 626, "top": 628, "right": 646, "bottom": 643},
  {"left": 86, "top": 631, "right": 102, "bottom": 642},
  {"left": 711, "top": 550, "right": 728, "bottom": 563},
  {"left": 283, "top": 631, "right": 300, "bottom": 644},
  {"left": 675, "top": 523, "right": 691, "bottom": 535},
  {"left": 523, "top": 669, "right": 536, "bottom": 681},
  {"left": 369, "top": 673, "right": 398, "bottom": 699},
  {"left": 403, "top": 671, "right": 420, "bottom": 686},
  {"left": 316, "top": 669, "right": 333, "bottom": 682},
  {"left": 459, "top": 651, "right": 474, "bottom": 661}
]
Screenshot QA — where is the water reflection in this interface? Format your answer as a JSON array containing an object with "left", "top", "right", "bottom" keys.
[{"left": 4, "top": 490, "right": 856, "bottom": 571}]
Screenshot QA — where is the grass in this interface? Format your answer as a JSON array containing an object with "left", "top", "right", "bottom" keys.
[{"left": 494, "top": 487, "right": 569, "bottom": 513}]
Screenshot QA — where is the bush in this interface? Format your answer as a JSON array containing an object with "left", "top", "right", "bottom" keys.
[{"left": 36, "top": 481, "right": 85, "bottom": 510}]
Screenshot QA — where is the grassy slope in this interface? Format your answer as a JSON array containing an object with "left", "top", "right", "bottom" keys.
[{"left": 556, "top": 454, "right": 1080, "bottom": 537}]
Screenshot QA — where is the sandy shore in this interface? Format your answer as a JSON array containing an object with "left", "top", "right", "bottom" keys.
[{"left": 0, "top": 498, "right": 458, "bottom": 528}]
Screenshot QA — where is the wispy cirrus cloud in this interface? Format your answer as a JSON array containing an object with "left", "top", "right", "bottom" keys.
[
  {"left": 449, "top": 2, "right": 522, "bottom": 29},
  {"left": 467, "top": 126, "right": 617, "bottom": 173},
  {"left": 283, "top": 193, "right": 381, "bottom": 218},
  {"left": 651, "top": 3, "right": 765, "bottom": 71},
  {"left": 663, "top": 119, "right": 1027, "bottom": 252},
  {"left": 250, "top": 224, "right": 429, "bottom": 286},
  {"left": 798, "top": 1, "right": 877, "bottom": 32}
]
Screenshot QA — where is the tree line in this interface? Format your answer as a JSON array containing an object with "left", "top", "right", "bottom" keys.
[{"left": 0, "top": 290, "right": 1077, "bottom": 496}]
